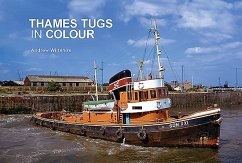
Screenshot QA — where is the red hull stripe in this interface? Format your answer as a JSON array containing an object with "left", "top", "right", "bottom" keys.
[{"left": 108, "top": 77, "right": 132, "bottom": 91}]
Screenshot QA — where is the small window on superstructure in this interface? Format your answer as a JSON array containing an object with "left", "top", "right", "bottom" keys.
[
  {"left": 163, "top": 89, "right": 166, "bottom": 97},
  {"left": 158, "top": 88, "right": 162, "bottom": 97},
  {"left": 139, "top": 91, "right": 143, "bottom": 101},
  {"left": 150, "top": 90, "right": 156, "bottom": 98},
  {"left": 143, "top": 91, "right": 148, "bottom": 100},
  {"left": 135, "top": 92, "right": 138, "bottom": 101}
]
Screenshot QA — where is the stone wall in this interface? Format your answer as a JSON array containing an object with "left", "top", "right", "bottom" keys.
[{"left": 0, "top": 91, "right": 241, "bottom": 114}]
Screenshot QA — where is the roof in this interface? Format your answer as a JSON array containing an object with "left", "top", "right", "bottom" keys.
[{"left": 26, "top": 75, "right": 93, "bottom": 83}]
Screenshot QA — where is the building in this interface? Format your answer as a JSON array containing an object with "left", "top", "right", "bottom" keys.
[
  {"left": 24, "top": 75, "right": 93, "bottom": 87},
  {"left": 183, "top": 80, "right": 193, "bottom": 90}
]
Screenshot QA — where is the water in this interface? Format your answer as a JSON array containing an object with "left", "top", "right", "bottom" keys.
[{"left": 0, "top": 106, "right": 242, "bottom": 163}]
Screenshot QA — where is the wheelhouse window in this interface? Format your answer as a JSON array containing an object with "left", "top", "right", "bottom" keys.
[
  {"left": 139, "top": 91, "right": 143, "bottom": 101},
  {"left": 150, "top": 90, "right": 156, "bottom": 98},
  {"left": 134, "top": 92, "right": 138, "bottom": 101},
  {"left": 158, "top": 89, "right": 162, "bottom": 97},
  {"left": 143, "top": 91, "right": 148, "bottom": 100},
  {"left": 163, "top": 89, "right": 167, "bottom": 97}
]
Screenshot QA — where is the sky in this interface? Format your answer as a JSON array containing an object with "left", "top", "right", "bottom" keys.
[{"left": 0, "top": 0, "right": 242, "bottom": 87}]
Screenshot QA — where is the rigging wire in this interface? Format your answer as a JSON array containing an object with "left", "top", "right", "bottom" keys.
[
  {"left": 137, "top": 29, "right": 152, "bottom": 80},
  {"left": 142, "top": 30, "right": 151, "bottom": 61},
  {"left": 162, "top": 47, "right": 179, "bottom": 82}
]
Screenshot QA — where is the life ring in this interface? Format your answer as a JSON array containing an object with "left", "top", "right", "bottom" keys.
[
  {"left": 80, "top": 126, "right": 86, "bottom": 136},
  {"left": 137, "top": 129, "right": 147, "bottom": 141},
  {"left": 116, "top": 128, "right": 124, "bottom": 140},
  {"left": 100, "top": 127, "right": 106, "bottom": 135},
  {"left": 138, "top": 82, "right": 144, "bottom": 89}
]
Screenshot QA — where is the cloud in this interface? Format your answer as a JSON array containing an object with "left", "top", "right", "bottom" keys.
[
  {"left": 122, "top": 0, "right": 237, "bottom": 42},
  {"left": 233, "top": 1, "right": 242, "bottom": 9},
  {"left": 130, "top": 59, "right": 152, "bottom": 66},
  {"left": 23, "top": 50, "right": 58, "bottom": 59},
  {"left": 26, "top": 67, "right": 42, "bottom": 72},
  {"left": 68, "top": 0, "right": 106, "bottom": 18},
  {"left": 177, "top": 9, "right": 216, "bottom": 30},
  {"left": 23, "top": 50, "right": 31, "bottom": 56},
  {"left": 0, "top": 69, "right": 9, "bottom": 74},
  {"left": 177, "top": 0, "right": 235, "bottom": 34},
  {"left": 122, "top": 0, "right": 177, "bottom": 22},
  {"left": 184, "top": 41, "right": 242, "bottom": 65},
  {"left": 127, "top": 37, "right": 175, "bottom": 47},
  {"left": 185, "top": 41, "right": 242, "bottom": 55},
  {"left": 200, "top": 32, "right": 232, "bottom": 43},
  {"left": 10, "top": 61, "right": 29, "bottom": 65},
  {"left": 0, "top": 0, "right": 3, "bottom": 21},
  {"left": 108, "top": 63, "right": 120, "bottom": 67},
  {"left": 139, "top": 17, "right": 167, "bottom": 28},
  {"left": 0, "top": 63, "right": 9, "bottom": 74},
  {"left": 143, "top": 59, "right": 152, "bottom": 65},
  {"left": 8, "top": 33, "right": 18, "bottom": 39}
]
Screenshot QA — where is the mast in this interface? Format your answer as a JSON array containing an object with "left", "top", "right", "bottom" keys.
[
  {"left": 182, "top": 65, "right": 184, "bottom": 92},
  {"left": 152, "top": 19, "right": 165, "bottom": 81},
  {"left": 236, "top": 67, "right": 238, "bottom": 88},
  {"left": 100, "top": 61, "right": 104, "bottom": 92},
  {"left": 94, "top": 60, "right": 99, "bottom": 101},
  {"left": 137, "top": 60, "right": 144, "bottom": 80}
]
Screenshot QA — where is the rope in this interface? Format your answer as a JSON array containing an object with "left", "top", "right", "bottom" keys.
[
  {"left": 162, "top": 48, "right": 179, "bottom": 82},
  {"left": 137, "top": 29, "right": 152, "bottom": 80},
  {"left": 142, "top": 29, "right": 151, "bottom": 61}
]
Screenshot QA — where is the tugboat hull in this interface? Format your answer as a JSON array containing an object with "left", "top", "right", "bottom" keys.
[{"left": 31, "top": 109, "right": 221, "bottom": 148}]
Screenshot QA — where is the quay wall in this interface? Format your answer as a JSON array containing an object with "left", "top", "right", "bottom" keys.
[
  {"left": 169, "top": 91, "right": 242, "bottom": 109},
  {"left": 0, "top": 92, "right": 242, "bottom": 114},
  {"left": 0, "top": 95, "right": 109, "bottom": 114}
]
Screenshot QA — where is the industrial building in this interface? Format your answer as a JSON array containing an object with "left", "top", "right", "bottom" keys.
[{"left": 24, "top": 75, "right": 93, "bottom": 87}]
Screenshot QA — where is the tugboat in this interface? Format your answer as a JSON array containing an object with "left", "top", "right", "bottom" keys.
[{"left": 31, "top": 20, "right": 221, "bottom": 148}]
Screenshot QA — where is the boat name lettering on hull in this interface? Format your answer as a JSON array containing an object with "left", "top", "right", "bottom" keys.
[{"left": 169, "top": 121, "right": 189, "bottom": 128}]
